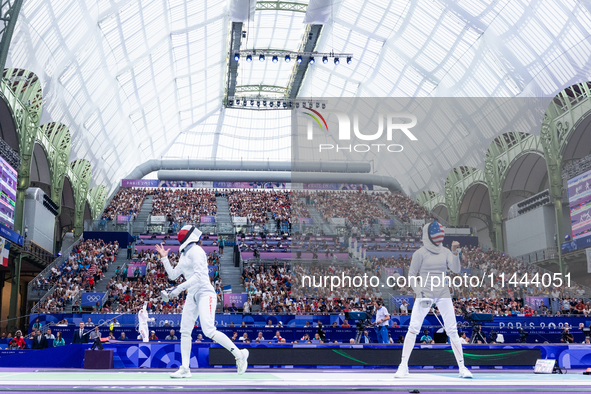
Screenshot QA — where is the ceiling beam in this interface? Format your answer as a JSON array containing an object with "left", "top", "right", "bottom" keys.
[
  {"left": 286, "top": 24, "right": 323, "bottom": 98},
  {"left": 256, "top": 1, "right": 307, "bottom": 13},
  {"left": 224, "top": 21, "right": 243, "bottom": 105}
]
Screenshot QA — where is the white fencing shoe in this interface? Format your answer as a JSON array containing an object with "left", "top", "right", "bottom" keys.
[
  {"left": 170, "top": 366, "right": 191, "bottom": 378},
  {"left": 459, "top": 367, "right": 473, "bottom": 378},
  {"left": 236, "top": 349, "right": 249, "bottom": 375},
  {"left": 394, "top": 365, "right": 409, "bottom": 378}
]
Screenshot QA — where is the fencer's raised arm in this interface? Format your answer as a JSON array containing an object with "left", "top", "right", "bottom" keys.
[
  {"left": 160, "top": 254, "right": 182, "bottom": 280},
  {"left": 446, "top": 242, "right": 461, "bottom": 274},
  {"left": 446, "top": 250, "right": 461, "bottom": 274}
]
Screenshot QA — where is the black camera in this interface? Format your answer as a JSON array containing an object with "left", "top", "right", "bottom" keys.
[{"left": 518, "top": 327, "right": 529, "bottom": 343}]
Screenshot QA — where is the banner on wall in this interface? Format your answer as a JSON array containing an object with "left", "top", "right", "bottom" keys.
[
  {"left": 201, "top": 216, "right": 216, "bottom": 224},
  {"left": 151, "top": 216, "right": 166, "bottom": 223},
  {"left": 391, "top": 295, "right": 415, "bottom": 310},
  {"left": 384, "top": 267, "right": 403, "bottom": 277},
  {"left": 379, "top": 218, "right": 393, "bottom": 226},
  {"left": 587, "top": 248, "right": 591, "bottom": 274},
  {"left": 233, "top": 217, "right": 248, "bottom": 224},
  {"left": 298, "top": 217, "right": 313, "bottom": 224},
  {"left": 158, "top": 180, "right": 214, "bottom": 188},
  {"left": 121, "top": 179, "right": 159, "bottom": 187},
  {"left": 117, "top": 215, "right": 132, "bottom": 222},
  {"left": 81, "top": 292, "right": 106, "bottom": 307},
  {"left": 302, "top": 183, "right": 373, "bottom": 190},
  {"left": 212, "top": 182, "right": 290, "bottom": 189},
  {"left": 411, "top": 219, "right": 426, "bottom": 226},
  {"left": 208, "top": 265, "right": 217, "bottom": 277},
  {"left": 223, "top": 293, "right": 248, "bottom": 307},
  {"left": 329, "top": 218, "right": 346, "bottom": 225},
  {"left": 0, "top": 225, "right": 22, "bottom": 246}
]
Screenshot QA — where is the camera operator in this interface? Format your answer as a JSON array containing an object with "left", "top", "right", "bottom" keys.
[
  {"left": 471, "top": 324, "right": 487, "bottom": 344},
  {"left": 317, "top": 322, "right": 326, "bottom": 342},
  {"left": 561, "top": 323, "right": 574, "bottom": 343},
  {"left": 372, "top": 299, "right": 390, "bottom": 344},
  {"left": 489, "top": 328, "right": 498, "bottom": 344}
]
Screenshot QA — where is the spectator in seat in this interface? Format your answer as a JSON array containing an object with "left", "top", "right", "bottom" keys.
[
  {"left": 360, "top": 331, "right": 372, "bottom": 344},
  {"left": 89, "top": 326, "right": 101, "bottom": 341},
  {"left": 53, "top": 332, "right": 65, "bottom": 347},
  {"left": 165, "top": 330, "right": 178, "bottom": 340},
  {"left": 273, "top": 331, "right": 283, "bottom": 342},
  {"left": 45, "top": 328, "right": 55, "bottom": 342},
  {"left": 8, "top": 338, "right": 20, "bottom": 350},
  {"left": 195, "top": 334, "right": 204, "bottom": 343},
  {"left": 341, "top": 320, "right": 351, "bottom": 328},
  {"left": 257, "top": 332, "right": 265, "bottom": 341},
  {"left": 420, "top": 329, "right": 434, "bottom": 344},
  {"left": 119, "top": 332, "right": 127, "bottom": 340},
  {"left": 149, "top": 331, "right": 158, "bottom": 341}
]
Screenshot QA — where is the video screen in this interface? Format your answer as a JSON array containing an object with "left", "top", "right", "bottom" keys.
[
  {"left": 567, "top": 169, "right": 591, "bottom": 240},
  {"left": 0, "top": 156, "right": 17, "bottom": 230}
]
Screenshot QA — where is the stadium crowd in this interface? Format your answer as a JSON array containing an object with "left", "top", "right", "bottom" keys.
[
  {"left": 32, "top": 239, "right": 119, "bottom": 313},
  {"left": 150, "top": 189, "right": 217, "bottom": 223},
  {"left": 101, "top": 188, "right": 149, "bottom": 220}
]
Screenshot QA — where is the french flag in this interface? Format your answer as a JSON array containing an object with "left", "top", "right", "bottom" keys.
[{"left": 1, "top": 238, "right": 10, "bottom": 267}]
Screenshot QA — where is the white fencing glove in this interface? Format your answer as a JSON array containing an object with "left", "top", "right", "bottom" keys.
[{"left": 161, "top": 287, "right": 180, "bottom": 303}]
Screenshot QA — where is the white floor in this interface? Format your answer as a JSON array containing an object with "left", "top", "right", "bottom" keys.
[{"left": 0, "top": 370, "right": 589, "bottom": 389}]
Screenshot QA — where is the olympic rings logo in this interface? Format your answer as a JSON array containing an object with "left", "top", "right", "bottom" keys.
[{"left": 86, "top": 295, "right": 101, "bottom": 302}]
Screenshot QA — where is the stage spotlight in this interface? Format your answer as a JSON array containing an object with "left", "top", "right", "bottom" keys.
[
  {"left": 270, "top": 101, "right": 274, "bottom": 107},
  {"left": 246, "top": 54, "right": 252, "bottom": 62},
  {"left": 259, "top": 54, "right": 265, "bottom": 62},
  {"left": 296, "top": 102, "right": 300, "bottom": 108},
  {"left": 283, "top": 102, "right": 287, "bottom": 108},
  {"left": 347, "top": 56, "right": 352, "bottom": 64},
  {"left": 263, "top": 100, "right": 267, "bottom": 106},
  {"left": 309, "top": 57, "right": 315, "bottom": 64},
  {"left": 322, "top": 103, "right": 326, "bottom": 109},
  {"left": 242, "top": 31, "right": 246, "bottom": 38},
  {"left": 297, "top": 55, "right": 303, "bottom": 63},
  {"left": 276, "top": 101, "right": 280, "bottom": 107},
  {"left": 250, "top": 100, "right": 254, "bottom": 106},
  {"left": 316, "top": 102, "right": 320, "bottom": 109},
  {"left": 242, "top": 100, "right": 247, "bottom": 106},
  {"left": 257, "top": 101, "right": 260, "bottom": 107},
  {"left": 565, "top": 234, "right": 570, "bottom": 240},
  {"left": 334, "top": 57, "right": 340, "bottom": 65},
  {"left": 285, "top": 55, "right": 291, "bottom": 63},
  {"left": 234, "top": 53, "right": 240, "bottom": 61},
  {"left": 322, "top": 56, "right": 328, "bottom": 64},
  {"left": 272, "top": 55, "right": 278, "bottom": 63},
  {"left": 289, "top": 101, "right": 292, "bottom": 107}
]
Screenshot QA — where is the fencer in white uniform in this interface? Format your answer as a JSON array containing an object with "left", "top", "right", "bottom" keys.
[
  {"left": 394, "top": 222, "right": 472, "bottom": 379},
  {"left": 137, "top": 301, "right": 155, "bottom": 342},
  {"left": 155, "top": 225, "right": 249, "bottom": 378}
]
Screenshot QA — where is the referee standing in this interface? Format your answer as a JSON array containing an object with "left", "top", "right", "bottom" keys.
[{"left": 374, "top": 299, "right": 390, "bottom": 344}]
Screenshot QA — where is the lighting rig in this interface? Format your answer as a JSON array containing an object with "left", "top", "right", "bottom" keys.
[
  {"left": 226, "top": 96, "right": 328, "bottom": 110},
  {"left": 233, "top": 50, "right": 353, "bottom": 65}
]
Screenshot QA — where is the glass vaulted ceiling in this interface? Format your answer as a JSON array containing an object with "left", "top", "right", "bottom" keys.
[{"left": 7, "top": 0, "right": 591, "bottom": 193}]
